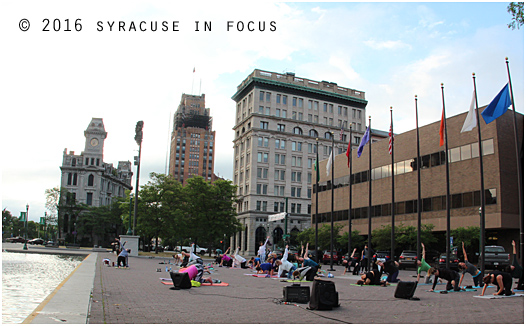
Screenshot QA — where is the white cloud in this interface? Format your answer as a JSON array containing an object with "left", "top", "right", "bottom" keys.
[{"left": 364, "top": 39, "right": 412, "bottom": 50}]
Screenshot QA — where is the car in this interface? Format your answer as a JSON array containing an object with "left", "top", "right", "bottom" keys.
[
  {"left": 28, "top": 238, "right": 45, "bottom": 245},
  {"left": 8, "top": 236, "right": 26, "bottom": 243},
  {"left": 398, "top": 250, "right": 418, "bottom": 269},
  {"left": 436, "top": 253, "right": 459, "bottom": 271},
  {"left": 45, "top": 240, "right": 58, "bottom": 247},
  {"left": 372, "top": 250, "right": 392, "bottom": 263},
  {"left": 322, "top": 251, "right": 340, "bottom": 265},
  {"left": 164, "top": 245, "right": 173, "bottom": 251}
]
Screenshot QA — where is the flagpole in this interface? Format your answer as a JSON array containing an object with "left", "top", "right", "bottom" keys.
[
  {"left": 348, "top": 124, "right": 353, "bottom": 259},
  {"left": 505, "top": 57, "right": 524, "bottom": 264},
  {"left": 441, "top": 84, "right": 452, "bottom": 269},
  {"left": 315, "top": 138, "right": 319, "bottom": 264},
  {"left": 367, "top": 116, "right": 372, "bottom": 272},
  {"left": 390, "top": 107, "right": 395, "bottom": 261},
  {"left": 473, "top": 73, "right": 486, "bottom": 275},
  {"left": 415, "top": 96, "right": 422, "bottom": 260},
  {"left": 329, "top": 132, "right": 335, "bottom": 271}
]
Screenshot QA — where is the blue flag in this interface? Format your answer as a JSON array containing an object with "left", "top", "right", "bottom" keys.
[
  {"left": 481, "top": 83, "right": 512, "bottom": 124},
  {"left": 357, "top": 126, "right": 370, "bottom": 158}
]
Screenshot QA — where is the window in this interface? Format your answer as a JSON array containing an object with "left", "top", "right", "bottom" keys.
[
  {"left": 293, "top": 127, "right": 303, "bottom": 135},
  {"left": 298, "top": 98, "right": 303, "bottom": 107},
  {"left": 291, "top": 171, "right": 302, "bottom": 182},
  {"left": 277, "top": 124, "right": 285, "bottom": 132},
  {"left": 325, "top": 132, "right": 332, "bottom": 139},
  {"left": 260, "top": 121, "right": 269, "bottom": 129},
  {"left": 338, "top": 106, "right": 342, "bottom": 115},
  {"left": 274, "top": 185, "right": 285, "bottom": 196},
  {"left": 449, "top": 147, "right": 461, "bottom": 163},
  {"left": 262, "top": 201, "right": 267, "bottom": 211},
  {"left": 314, "top": 115, "right": 318, "bottom": 123},
  {"left": 308, "top": 100, "right": 313, "bottom": 109},
  {"left": 88, "top": 174, "right": 94, "bottom": 187},
  {"left": 309, "top": 129, "right": 318, "bottom": 137},
  {"left": 86, "top": 192, "right": 93, "bottom": 206},
  {"left": 308, "top": 114, "right": 313, "bottom": 122},
  {"left": 329, "top": 118, "right": 333, "bottom": 126},
  {"left": 292, "top": 111, "right": 297, "bottom": 120},
  {"left": 293, "top": 97, "right": 297, "bottom": 107},
  {"left": 276, "top": 94, "right": 281, "bottom": 104},
  {"left": 275, "top": 154, "right": 286, "bottom": 165},
  {"left": 266, "top": 92, "right": 271, "bottom": 102},
  {"left": 283, "top": 95, "right": 287, "bottom": 105},
  {"left": 323, "top": 103, "right": 328, "bottom": 112},
  {"left": 282, "top": 110, "right": 287, "bottom": 118},
  {"left": 292, "top": 141, "right": 302, "bottom": 152},
  {"left": 275, "top": 139, "right": 285, "bottom": 149},
  {"left": 256, "top": 201, "right": 262, "bottom": 211},
  {"left": 275, "top": 108, "right": 281, "bottom": 117},
  {"left": 324, "top": 117, "right": 328, "bottom": 125},
  {"left": 257, "top": 168, "right": 268, "bottom": 179},
  {"left": 265, "top": 107, "right": 270, "bottom": 115},
  {"left": 291, "top": 156, "right": 302, "bottom": 167},
  {"left": 274, "top": 169, "right": 285, "bottom": 181},
  {"left": 260, "top": 91, "right": 264, "bottom": 101},
  {"left": 314, "top": 101, "right": 318, "bottom": 110},
  {"left": 256, "top": 184, "right": 268, "bottom": 195},
  {"left": 482, "top": 139, "right": 494, "bottom": 155},
  {"left": 257, "top": 152, "right": 268, "bottom": 163},
  {"left": 460, "top": 145, "right": 471, "bottom": 160}
]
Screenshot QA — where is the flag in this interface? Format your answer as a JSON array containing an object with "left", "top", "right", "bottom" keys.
[
  {"left": 388, "top": 123, "right": 393, "bottom": 155},
  {"left": 340, "top": 125, "right": 344, "bottom": 141},
  {"left": 439, "top": 109, "right": 445, "bottom": 146},
  {"left": 346, "top": 138, "right": 352, "bottom": 167},
  {"left": 19, "top": 212, "right": 26, "bottom": 222},
  {"left": 461, "top": 91, "right": 477, "bottom": 133},
  {"left": 357, "top": 126, "right": 370, "bottom": 158},
  {"left": 481, "top": 83, "right": 512, "bottom": 124},
  {"left": 193, "top": 67, "right": 195, "bottom": 73},
  {"left": 326, "top": 149, "right": 333, "bottom": 176},
  {"left": 315, "top": 151, "right": 320, "bottom": 182}
]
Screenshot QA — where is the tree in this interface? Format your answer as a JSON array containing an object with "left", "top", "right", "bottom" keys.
[
  {"left": 2, "top": 208, "right": 23, "bottom": 239},
  {"left": 508, "top": 2, "right": 524, "bottom": 29},
  {"left": 45, "top": 187, "right": 61, "bottom": 238},
  {"left": 371, "top": 223, "right": 437, "bottom": 253},
  {"left": 77, "top": 200, "right": 125, "bottom": 247},
  {"left": 451, "top": 226, "right": 480, "bottom": 260}
]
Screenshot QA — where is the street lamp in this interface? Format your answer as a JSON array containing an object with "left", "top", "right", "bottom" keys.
[
  {"left": 23, "top": 204, "right": 28, "bottom": 250},
  {"left": 127, "top": 193, "right": 133, "bottom": 235}
]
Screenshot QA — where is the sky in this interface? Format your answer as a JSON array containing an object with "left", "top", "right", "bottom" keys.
[{"left": 1, "top": 1, "right": 523, "bottom": 222}]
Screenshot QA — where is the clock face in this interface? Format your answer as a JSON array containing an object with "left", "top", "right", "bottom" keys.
[{"left": 90, "top": 138, "right": 99, "bottom": 147}]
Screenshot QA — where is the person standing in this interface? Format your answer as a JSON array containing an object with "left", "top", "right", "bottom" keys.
[
  {"left": 258, "top": 236, "right": 270, "bottom": 263},
  {"left": 361, "top": 245, "right": 370, "bottom": 272}
]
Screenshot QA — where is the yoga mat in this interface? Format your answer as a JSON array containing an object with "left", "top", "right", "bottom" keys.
[
  {"left": 161, "top": 281, "right": 229, "bottom": 286},
  {"left": 432, "top": 288, "right": 477, "bottom": 293},
  {"left": 350, "top": 283, "right": 391, "bottom": 287},
  {"left": 474, "top": 293, "right": 524, "bottom": 299},
  {"left": 252, "top": 274, "right": 281, "bottom": 278}
]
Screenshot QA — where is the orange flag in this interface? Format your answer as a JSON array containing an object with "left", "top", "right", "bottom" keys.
[{"left": 439, "top": 109, "right": 445, "bottom": 146}]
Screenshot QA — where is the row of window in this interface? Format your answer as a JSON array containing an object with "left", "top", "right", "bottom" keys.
[
  {"left": 257, "top": 105, "right": 353, "bottom": 128},
  {"left": 315, "top": 139, "right": 495, "bottom": 192},
  {"left": 253, "top": 200, "right": 312, "bottom": 214},
  {"left": 313, "top": 189, "right": 497, "bottom": 223}
]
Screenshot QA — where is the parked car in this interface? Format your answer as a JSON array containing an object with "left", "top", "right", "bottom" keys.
[
  {"left": 8, "top": 236, "right": 26, "bottom": 243},
  {"left": 45, "top": 240, "right": 58, "bottom": 247},
  {"left": 372, "top": 250, "right": 392, "bottom": 263},
  {"left": 175, "top": 244, "right": 209, "bottom": 255},
  {"left": 398, "top": 250, "right": 418, "bottom": 269},
  {"left": 484, "top": 245, "right": 510, "bottom": 270},
  {"left": 436, "top": 253, "right": 459, "bottom": 271},
  {"left": 322, "top": 251, "right": 340, "bottom": 265},
  {"left": 164, "top": 245, "right": 173, "bottom": 251},
  {"left": 28, "top": 238, "right": 45, "bottom": 245}
]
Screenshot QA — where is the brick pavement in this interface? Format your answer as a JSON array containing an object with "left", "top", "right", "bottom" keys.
[{"left": 88, "top": 253, "right": 524, "bottom": 324}]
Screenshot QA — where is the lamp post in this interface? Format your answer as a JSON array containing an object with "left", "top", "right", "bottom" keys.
[
  {"left": 133, "top": 121, "right": 144, "bottom": 236},
  {"left": 23, "top": 204, "right": 28, "bottom": 250},
  {"left": 127, "top": 193, "right": 133, "bottom": 235}
]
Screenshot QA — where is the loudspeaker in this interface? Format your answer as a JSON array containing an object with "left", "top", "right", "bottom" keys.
[
  {"left": 170, "top": 271, "right": 191, "bottom": 290},
  {"left": 283, "top": 285, "right": 310, "bottom": 303},
  {"left": 309, "top": 279, "right": 339, "bottom": 310},
  {"left": 394, "top": 281, "right": 417, "bottom": 299}
]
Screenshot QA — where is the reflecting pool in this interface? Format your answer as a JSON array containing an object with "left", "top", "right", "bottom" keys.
[{"left": 2, "top": 252, "right": 84, "bottom": 324}]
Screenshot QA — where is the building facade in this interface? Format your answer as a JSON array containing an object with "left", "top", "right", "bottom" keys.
[
  {"left": 169, "top": 94, "right": 216, "bottom": 184},
  {"left": 59, "top": 118, "right": 133, "bottom": 242},
  {"left": 232, "top": 69, "right": 368, "bottom": 255},
  {"left": 315, "top": 109, "right": 523, "bottom": 252}
]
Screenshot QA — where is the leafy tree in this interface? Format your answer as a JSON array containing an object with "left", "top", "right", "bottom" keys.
[
  {"left": 508, "top": 2, "right": 524, "bottom": 29},
  {"left": 45, "top": 187, "right": 61, "bottom": 238},
  {"left": 451, "top": 226, "right": 480, "bottom": 260},
  {"left": 295, "top": 224, "right": 348, "bottom": 251},
  {"left": 77, "top": 200, "right": 125, "bottom": 247},
  {"left": 371, "top": 223, "right": 437, "bottom": 253},
  {"left": 337, "top": 230, "right": 365, "bottom": 254},
  {"left": 2, "top": 208, "right": 23, "bottom": 239}
]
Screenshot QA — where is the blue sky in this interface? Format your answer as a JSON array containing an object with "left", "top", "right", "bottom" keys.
[{"left": 1, "top": 1, "right": 523, "bottom": 221}]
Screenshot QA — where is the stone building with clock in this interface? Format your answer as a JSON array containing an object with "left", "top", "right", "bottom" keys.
[{"left": 59, "top": 118, "right": 133, "bottom": 244}]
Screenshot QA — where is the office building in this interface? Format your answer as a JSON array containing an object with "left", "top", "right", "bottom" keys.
[{"left": 232, "top": 69, "right": 368, "bottom": 255}]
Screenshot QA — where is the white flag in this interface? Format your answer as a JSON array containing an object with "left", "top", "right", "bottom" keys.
[
  {"left": 461, "top": 91, "right": 477, "bottom": 133},
  {"left": 326, "top": 149, "right": 333, "bottom": 176}
]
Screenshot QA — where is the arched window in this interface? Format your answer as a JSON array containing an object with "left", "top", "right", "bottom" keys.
[
  {"left": 325, "top": 132, "right": 332, "bottom": 139},
  {"left": 293, "top": 127, "right": 303, "bottom": 135},
  {"left": 73, "top": 173, "right": 78, "bottom": 186},
  {"left": 309, "top": 129, "right": 318, "bottom": 138},
  {"left": 67, "top": 173, "right": 72, "bottom": 185},
  {"left": 88, "top": 174, "right": 94, "bottom": 187}
]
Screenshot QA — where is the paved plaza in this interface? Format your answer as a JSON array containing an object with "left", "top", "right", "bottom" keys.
[{"left": 3, "top": 244, "right": 524, "bottom": 324}]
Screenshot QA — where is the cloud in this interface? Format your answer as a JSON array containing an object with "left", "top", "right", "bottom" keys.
[{"left": 364, "top": 39, "right": 412, "bottom": 51}]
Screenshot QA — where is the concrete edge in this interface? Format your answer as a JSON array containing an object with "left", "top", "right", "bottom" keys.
[{"left": 23, "top": 252, "right": 98, "bottom": 324}]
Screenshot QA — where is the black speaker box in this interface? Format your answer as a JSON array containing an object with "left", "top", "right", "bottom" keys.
[
  {"left": 309, "top": 279, "right": 339, "bottom": 310},
  {"left": 394, "top": 281, "right": 417, "bottom": 299},
  {"left": 283, "top": 285, "right": 310, "bottom": 303},
  {"left": 169, "top": 271, "right": 192, "bottom": 290}
]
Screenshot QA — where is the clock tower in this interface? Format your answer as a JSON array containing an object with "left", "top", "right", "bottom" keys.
[{"left": 84, "top": 118, "right": 107, "bottom": 158}]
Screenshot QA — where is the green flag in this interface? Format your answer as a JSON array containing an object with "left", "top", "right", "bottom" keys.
[
  {"left": 40, "top": 217, "right": 46, "bottom": 225},
  {"left": 19, "top": 212, "right": 26, "bottom": 222}
]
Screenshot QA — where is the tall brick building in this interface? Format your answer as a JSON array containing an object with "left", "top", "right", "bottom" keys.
[
  {"left": 169, "top": 94, "right": 216, "bottom": 184},
  {"left": 315, "top": 109, "right": 523, "bottom": 252}
]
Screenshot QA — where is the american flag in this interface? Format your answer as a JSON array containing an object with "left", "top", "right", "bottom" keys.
[
  {"left": 340, "top": 125, "right": 344, "bottom": 140},
  {"left": 388, "top": 123, "right": 393, "bottom": 155}
]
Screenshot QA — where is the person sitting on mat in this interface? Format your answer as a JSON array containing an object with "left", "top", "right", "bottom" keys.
[
  {"left": 275, "top": 245, "right": 296, "bottom": 278},
  {"left": 218, "top": 247, "right": 233, "bottom": 267},
  {"left": 504, "top": 240, "right": 523, "bottom": 290},
  {"left": 231, "top": 247, "right": 249, "bottom": 269},
  {"left": 292, "top": 265, "right": 317, "bottom": 281},
  {"left": 356, "top": 269, "right": 388, "bottom": 286},
  {"left": 377, "top": 259, "right": 400, "bottom": 283},
  {"left": 416, "top": 243, "right": 432, "bottom": 283},
  {"left": 342, "top": 248, "right": 359, "bottom": 275},
  {"left": 428, "top": 267, "right": 461, "bottom": 292},
  {"left": 458, "top": 242, "right": 483, "bottom": 288},
  {"left": 180, "top": 263, "right": 213, "bottom": 284},
  {"left": 255, "top": 261, "right": 275, "bottom": 276},
  {"left": 480, "top": 270, "right": 515, "bottom": 296}
]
